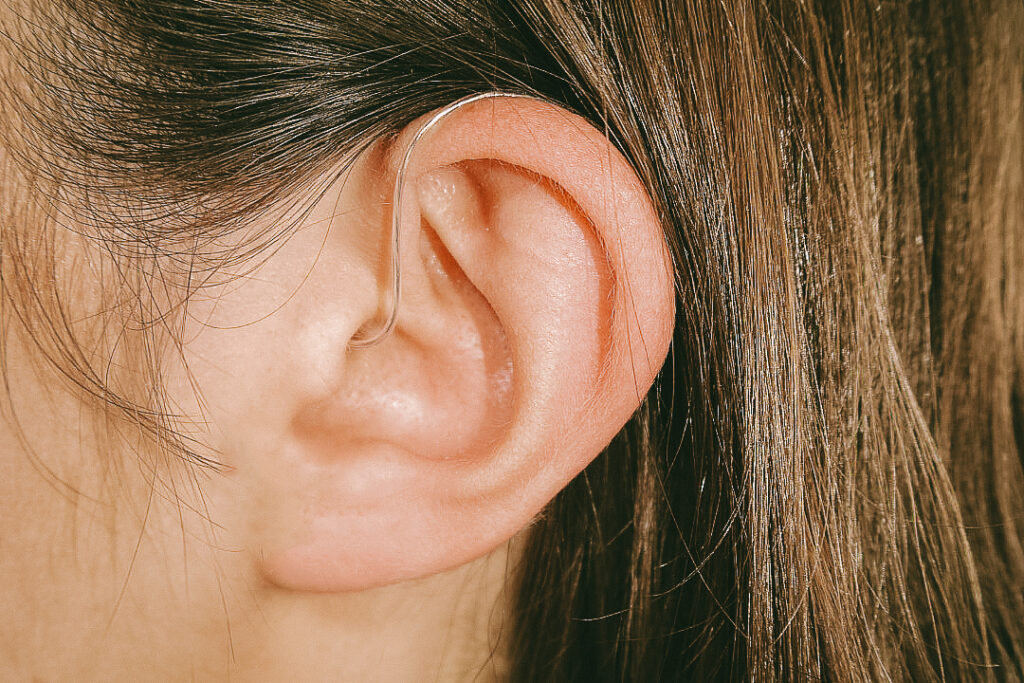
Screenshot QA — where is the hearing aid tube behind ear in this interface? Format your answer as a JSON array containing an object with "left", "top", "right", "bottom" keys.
[{"left": 348, "top": 91, "right": 524, "bottom": 349}]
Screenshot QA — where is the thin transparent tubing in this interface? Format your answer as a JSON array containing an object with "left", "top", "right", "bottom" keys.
[{"left": 349, "top": 91, "right": 523, "bottom": 349}]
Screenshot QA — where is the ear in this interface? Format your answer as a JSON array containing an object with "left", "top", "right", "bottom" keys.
[{"left": 202, "top": 97, "right": 674, "bottom": 592}]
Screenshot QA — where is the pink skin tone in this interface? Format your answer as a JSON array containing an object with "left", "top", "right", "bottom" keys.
[{"left": 0, "top": 95, "right": 673, "bottom": 680}]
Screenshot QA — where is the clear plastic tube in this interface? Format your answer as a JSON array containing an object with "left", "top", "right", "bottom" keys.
[{"left": 349, "top": 91, "right": 523, "bottom": 348}]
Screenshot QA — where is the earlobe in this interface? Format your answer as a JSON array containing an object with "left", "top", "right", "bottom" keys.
[{"left": 253, "top": 96, "right": 675, "bottom": 592}]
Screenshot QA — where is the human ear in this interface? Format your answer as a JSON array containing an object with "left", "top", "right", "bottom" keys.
[{"left": 187, "top": 96, "right": 675, "bottom": 592}]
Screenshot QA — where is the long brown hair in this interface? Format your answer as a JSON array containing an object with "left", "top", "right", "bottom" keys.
[{"left": 2, "top": 0, "right": 1022, "bottom": 680}]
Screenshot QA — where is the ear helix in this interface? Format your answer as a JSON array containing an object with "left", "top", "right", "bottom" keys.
[{"left": 348, "top": 91, "right": 526, "bottom": 349}]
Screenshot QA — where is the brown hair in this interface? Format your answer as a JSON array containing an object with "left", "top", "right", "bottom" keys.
[{"left": 1, "top": 0, "right": 1022, "bottom": 679}]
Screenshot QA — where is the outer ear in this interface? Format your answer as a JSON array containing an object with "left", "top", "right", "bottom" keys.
[{"left": 259, "top": 96, "right": 675, "bottom": 591}]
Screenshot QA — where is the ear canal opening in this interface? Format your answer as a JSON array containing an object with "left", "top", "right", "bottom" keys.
[{"left": 348, "top": 91, "right": 528, "bottom": 349}]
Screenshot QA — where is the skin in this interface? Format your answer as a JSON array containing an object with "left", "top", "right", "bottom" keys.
[
  {"left": 0, "top": 9, "right": 674, "bottom": 677},
  {"left": 0, "top": 159, "right": 516, "bottom": 681}
]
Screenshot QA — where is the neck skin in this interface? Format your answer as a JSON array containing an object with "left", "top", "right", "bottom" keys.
[{"left": 0, "top": 330, "right": 514, "bottom": 682}]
